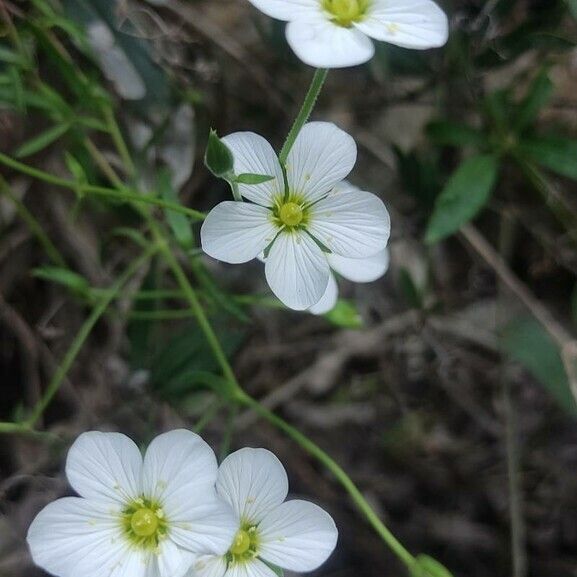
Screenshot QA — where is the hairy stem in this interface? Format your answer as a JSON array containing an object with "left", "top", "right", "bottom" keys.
[{"left": 278, "top": 68, "right": 328, "bottom": 165}]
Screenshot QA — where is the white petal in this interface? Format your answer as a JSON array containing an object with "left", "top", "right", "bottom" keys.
[
  {"left": 286, "top": 19, "right": 374, "bottom": 68},
  {"left": 355, "top": 0, "right": 449, "bottom": 49},
  {"left": 328, "top": 248, "right": 390, "bottom": 283},
  {"left": 142, "top": 430, "right": 218, "bottom": 505},
  {"left": 27, "top": 497, "right": 125, "bottom": 577},
  {"left": 245, "top": 0, "right": 319, "bottom": 21},
  {"left": 286, "top": 122, "right": 357, "bottom": 204},
  {"left": 216, "top": 448, "right": 288, "bottom": 525},
  {"left": 258, "top": 500, "right": 338, "bottom": 572},
  {"left": 65, "top": 431, "right": 142, "bottom": 505},
  {"left": 265, "top": 231, "right": 330, "bottom": 311},
  {"left": 227, "top": 559, "right": 278, "bottom": 577},
  {"left": 189, "top": 555, "right": 227, "bottom": 577},
  {"left": 308, "top": 272, "right": 338, "bottom": 315},
  {"left": 168, "top": 497, "right": 238, "bottom": 556},
  {"left": 222, "top": 132, "right": 284, "bottom": 206},
  {"left": 308, "top": 189, "right": 390, "bottom": 258},
  {"left": 157, "top": 540, "right": 195, "bottom": 577},
  {"left": 201, "top": 202, "right": 277, "bottom": 264}
]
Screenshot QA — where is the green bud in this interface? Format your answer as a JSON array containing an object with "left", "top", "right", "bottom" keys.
[
  {"left": 410, "top": 555, "right": 454, "bottom": 577},
  {"left": 205, "top": 129, "right": 234, "bottom": 178}
]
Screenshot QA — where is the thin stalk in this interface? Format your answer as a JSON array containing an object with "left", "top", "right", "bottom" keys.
[
  {"left": 0, "top": 151, "right": 205, "bottom": 220},
  {"left": 236, "top": 390, "right": 416, "bottom": 571},
  {"left": 0, "top": 178, "right": 66, "bottom": 266},
  {"left": 25, "top": 245, "right": 158, "bottom": 427},
  {"left": 278, "top": 69, "right": 328, "bottom": 165},
  {"left": 102, "top": 105, "right": 136, "bottom": 178}
]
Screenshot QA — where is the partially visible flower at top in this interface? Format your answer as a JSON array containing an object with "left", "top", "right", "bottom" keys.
[
  {"left": 190, "top": 448, "right": 338, "bottom": 577},
  {"left": 201, "top": 122, "right": 391, "bottom": 311},
  {"left": 27, "top": 430, "right": 237, "bottom": 577},
  {"left": 244, "top": 0, "right": 449, "bottom": 68}
]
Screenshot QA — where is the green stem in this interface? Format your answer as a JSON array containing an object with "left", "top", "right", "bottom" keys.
[
  {"left": 25, "top": 245, "right": 158, "bottom": 427},
  {"left": 235, "top": 390, "right": 416, "bottom": 570},
  {"left": 0, "top": 151, "right": 205, "bottom": 220},
  {"left": 278, "top": 69, "right": 328, "bottom": 165},
  {"left": 0, "top": 177, "right": 66, "bottom": 266},
  {"left": 102, "top": 105, "right": 136, "bottom": 178}
]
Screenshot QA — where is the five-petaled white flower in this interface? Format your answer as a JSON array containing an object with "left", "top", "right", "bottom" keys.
[
  {"left": 27, "top": 430, "right": 237, "bottom": 577},
  {"left": 245, "top": 0, "right": 449, "bottom": 68},
  {"left": 191, "top": 448, "right": 338, "bottom": 577},
  {"left": 201, "top": 122, "right": 391, "bottom": 311}
]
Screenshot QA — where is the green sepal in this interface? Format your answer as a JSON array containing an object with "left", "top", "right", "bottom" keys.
[
  {"left": 235, "top": 173, "right": 275, "bottom": 185},
  {"left": 205, "top": 129, "right": 234, "bottom": 178}
]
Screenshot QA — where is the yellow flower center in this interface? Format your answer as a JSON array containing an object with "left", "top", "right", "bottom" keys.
[
  {"left": 279, "top": 202, "right": 303, "bottom": 227},
  {"left": 130, "top": 508, "right": 159, "bottom": 537},
  {"left": 323, "top": 0, "right": 369, "bottom": 26},
  {"left": 230, "top": 530, "right": 251, "bottom": 556}
]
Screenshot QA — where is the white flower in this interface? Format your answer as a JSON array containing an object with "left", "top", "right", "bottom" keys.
[
  {"left": 27, "top": 430, "right": 237, "bottom": 577},
  {"left": 245, "top": 0, "right": 449, "bottom": 68},
  {"left": 191, "top": 448, "right": 338, "bottom": 577},
  {"left": 309, "top": 247, "right": 390, "bottom": 314},
  {"left": 201, "top": 122, "right": 391, "bottom": 311}
]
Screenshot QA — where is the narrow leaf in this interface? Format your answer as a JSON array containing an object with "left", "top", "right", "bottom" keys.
[
  {"left": 158, "top": 169, "right": 194, "bottom": 250},
  {"left": 15, "top": 123, "right": 70, "bottom": 158},
  {"left": 501, "top": 316, "right": 577, "bottom": 417},
  {"left": 427, "top": 121, "right": 487, "bottom": 148},
  {"left": 425, "top": 155, "right": 500, "bottom": 244},
  {"left": 514, "top": 70, "right": 553, "bottom": 131},
  {"left": 324, "top": 300, "right": 363, "bottom": 329},
  {"left": 517, "top": 136, "right": 577, "bottom": 180},
  {"left": 33, "top": 266, "right": 89, "bottom": 295}
]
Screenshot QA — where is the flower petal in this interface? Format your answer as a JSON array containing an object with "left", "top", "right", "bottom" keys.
[
  {"left": 286, "top": 122, "right": 357, "bottom": 204},
  {"left": 189, "top": 555, "right": 227, "bottom": 577},
  {"left": 355, "top": 0, "right": 449, "bottom": 49},
  {"left": 65, "top": 431, "right": 142, "bottom": 505},
  {"left": 308, "top": 189, "right": 390, "bottom": 258},
  {"left": 328, "top": 248, "right": 390, "bottom": 282},
  {"left": 27, "top": 496, "right": 126, "bottom": 577},
  {"left": 142, "top": 430, "right": 218, "bottom": 506},
  {"left": 201, "top": 202, "right": 278, "bottom": 264},
  {"left": 258, "top": 500, "right": 338, "bottom": 572},
  {"left": 308, "top": 272, "right": 338, "bottom": 315},
  {"left": 216, "top": 448, "right": 289, "bottom": 525},
  {"left": 167, "top": 497, "right": 238, "bottom": 556},
  {"left": 157, "top": 539, "right": 195, "bottom": 577},
  {"left": 226, "top": 559, "right": 278, "bottom": 577},
  {"left": 265, "top": 231, "right": 330, "bottom": 310},
  {"left": 222, "top": 132, "right": 284, "bottom": 206},
  {"left": 286, "top": 19, "right": 374, "bottom": 69},
  {"left": 245, "top": 0, "right": 319, "bottom": 21}
]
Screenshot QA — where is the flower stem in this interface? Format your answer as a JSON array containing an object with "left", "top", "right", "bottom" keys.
[
  {"left": 24, "top": 245, "right": 158, "bottom": 428},
  {"left": 0, "top": 151, "right": 205, "bottom": 220},
  {"left": 235, "top": 390, "right": 417, "bottom": 571},
  {"left": 278, "top": 68, "right": 328, "bottom": 165}
]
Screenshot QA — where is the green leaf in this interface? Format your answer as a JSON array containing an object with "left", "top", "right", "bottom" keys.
[
  {"left": 158, "top": 169, "right": 194, "bottom": 250},
  {"left": 235, "top": 173, "right": 275, "bottom": 185},
  {"left": 514, "top": 70, "right": 553, "bottom": 132},
  {"left": 567, "top": 0, "right": 577, "bottom": 19},
  {"left": 425, "top": 155, "right": 500, "bottom": 244},
  {"left": 517, "top": 136, "right": 577, "bottom": 180},
  {"left": 427, "top": 121, "right": 487, "bottom": 148},
  {"left": 205, "top": 129, "right": 234, "bottom": 178},
  {"left": 15, "top": 123, "right": 70, "bottom": 158},
  {"left": 33, "top": 266, "right": 89, "bottom": 296},
  {"left": 501, "top": 316, "right": 577, "bottom": 417},
  {"left": 398, "top": 268, "right": 423, "bottom": 309},
  {"left": 410, "top": 555, "right": 454, "bottom": 577},
  {"left": 323, "top": 300, "right": 363, "bottom": 329}
]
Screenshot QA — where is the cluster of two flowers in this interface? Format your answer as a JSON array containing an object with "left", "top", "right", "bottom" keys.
[{"left": 27, "top": 430, "right": 337, "bottom": 577}]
